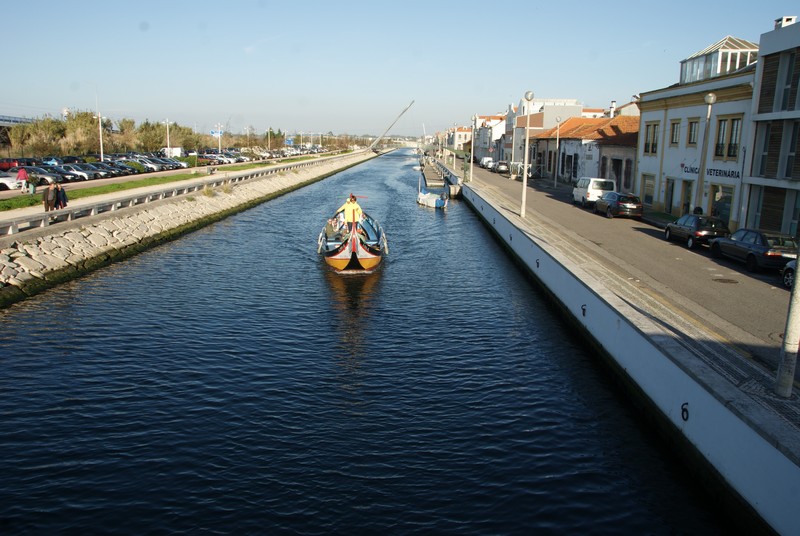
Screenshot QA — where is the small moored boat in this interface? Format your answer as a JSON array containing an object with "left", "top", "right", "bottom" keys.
[
  {"left": 417, "top": 190, "right": 448, "bottom": 209},
  {"left": 416, "top": 173, "right": 448, "bottom": 209},
  {"left": 317, "top": 205, "right": 388, "bottom": 273}
]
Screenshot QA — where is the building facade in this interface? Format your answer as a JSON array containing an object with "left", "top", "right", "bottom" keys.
[
  {"left": 743, "top": 16, "right": 800, "bottom": 234},
  {"left": 637, "top": 35, "right": 759, "bottom": 228}
]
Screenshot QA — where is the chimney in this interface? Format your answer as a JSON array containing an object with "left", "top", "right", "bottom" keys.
[
  {"left": 775, "top": 16, "right": 797, "bottom": 29},
  {"left": 609, "top": 100, "right": 617, "bottom": 118}
]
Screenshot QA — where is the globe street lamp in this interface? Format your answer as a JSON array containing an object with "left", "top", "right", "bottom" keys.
[
  {"left": 694, "top": 92, "right": 717, "bottom": 213},
  {"left": 521, "top": 90, "right": 534, "bottom": 218},
  {"left": 553, "top": 116, "right": 561, "bottom": 188}
]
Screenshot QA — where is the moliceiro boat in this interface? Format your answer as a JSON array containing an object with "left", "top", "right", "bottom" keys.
[{"left": 317, "top": 198, "right": 388, "bottom": 272}]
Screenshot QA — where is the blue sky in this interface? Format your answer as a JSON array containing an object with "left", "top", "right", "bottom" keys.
[{"left": 3, "top": 0, "right": 797, "bottom": 138}]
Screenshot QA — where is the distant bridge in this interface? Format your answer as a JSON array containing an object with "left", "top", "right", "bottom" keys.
[{"left": 0, "top": 115, "right": 34, "bottom": 128}]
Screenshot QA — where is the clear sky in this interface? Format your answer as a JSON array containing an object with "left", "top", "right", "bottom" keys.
[{"left": 4, "top": 0, "right": 797, "bottom": 138}]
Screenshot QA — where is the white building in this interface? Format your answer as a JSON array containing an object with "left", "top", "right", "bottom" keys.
[{"left": 637, "top": 35, "right": 758, "bottom": 227}]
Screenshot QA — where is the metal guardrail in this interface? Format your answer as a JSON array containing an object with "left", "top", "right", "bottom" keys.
[{"left": 0, "top": 153, "right": 359, "bottom": 236}]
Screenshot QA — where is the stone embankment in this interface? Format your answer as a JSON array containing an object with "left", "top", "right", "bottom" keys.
[{"left": 0, "top": 152, "right": 376, "bottom": 307}]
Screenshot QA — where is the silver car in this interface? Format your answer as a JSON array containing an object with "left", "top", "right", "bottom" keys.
[
  {"left": 0, "top": 173, "right": 23, "bottom": 191},
  {"left": 8, "top": 166, "right": 61, "bottom": 185}
]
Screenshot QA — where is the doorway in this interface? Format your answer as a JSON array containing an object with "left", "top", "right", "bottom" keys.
[
  {"left": 665, "top": 178, "right": 675, "bottom": 215},
  {"left": 681, "top": 181, "right": 693, "bottom": 215}
]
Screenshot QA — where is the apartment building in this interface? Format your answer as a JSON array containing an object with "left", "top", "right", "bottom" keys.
[{"left": 743, "top": 16, "right": 800, "bottom": 234}]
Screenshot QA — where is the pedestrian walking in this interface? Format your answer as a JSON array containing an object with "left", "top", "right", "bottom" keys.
[
  {"left": 54, "top": 183, "right": 68, "bottom": 210},
  {"left": 42, "top": 182, "right": 56, "bottom": 212}
]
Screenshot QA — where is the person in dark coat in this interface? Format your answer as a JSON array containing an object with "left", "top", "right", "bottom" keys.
[{"left": 54, "top": 184, "right": 68, "bottom": 210}]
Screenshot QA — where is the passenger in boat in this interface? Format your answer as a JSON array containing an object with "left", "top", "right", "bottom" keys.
[
  {"left": 337, "top": 194, "right": 362, "bottom": 224},
  {"left": 324, "top": 218, "right": 336, "bottom": 239}
]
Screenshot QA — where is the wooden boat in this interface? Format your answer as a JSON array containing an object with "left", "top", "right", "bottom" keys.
[{"left": 317, "top": 211, "right": 388, "bottom": 272}]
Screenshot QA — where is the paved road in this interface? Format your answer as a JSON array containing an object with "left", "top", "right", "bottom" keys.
[{"left": 464, "top": 163, "right": 796, "bottom": 385}]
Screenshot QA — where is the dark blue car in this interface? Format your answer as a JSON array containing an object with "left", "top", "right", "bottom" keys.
[{"left": 710, "top": 228, "right": 798, "bottom": 272}]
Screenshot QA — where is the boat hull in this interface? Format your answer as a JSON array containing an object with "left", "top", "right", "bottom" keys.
[
  {"left": 417, "top": 191, "right": 448, "bottom": 209},
  {"left": 318, "top": 213, "right": 388, "bottom": 273}
]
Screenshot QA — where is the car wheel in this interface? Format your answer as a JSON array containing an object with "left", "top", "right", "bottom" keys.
[
  {"left": 664, "top": 228, "right": 672, "bottom": 241},
  {"left": 711, "top": 242, "right": 722, "bottom": 258},
  {"left": 606, "top": 207, "right": 613, "bottom": 219},
  {"left": 581, "top": 197, "right": 587, "bottom": 209},
  {"left": 745, "top": 255, "right": 758, "bottom": 273},
  {"left": 686, "top": 236, "right": 695, "bottom": 249},
  {"left": 783, "top": 268, "right": 795, "bottom": 289},
  {"left": 0, "top": 184, "right": 8, "bottom": 191}
]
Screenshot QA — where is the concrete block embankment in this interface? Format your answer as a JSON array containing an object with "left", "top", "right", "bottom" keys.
[{"left": 0, "top": 153, "right": 375, "bottom": 308}]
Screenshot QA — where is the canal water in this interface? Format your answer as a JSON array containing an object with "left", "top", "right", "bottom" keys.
[{"left": 0, "top": 149, "right": 726, "bottom": 534}]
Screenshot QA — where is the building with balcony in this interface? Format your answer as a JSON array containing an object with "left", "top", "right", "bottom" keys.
[{"left": 743, "top": 15, "right": 800, "bottom": 234}]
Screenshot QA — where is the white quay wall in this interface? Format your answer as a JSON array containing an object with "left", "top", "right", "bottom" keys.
[{"left": 462, "top": 185, "right": 799, "bottom": 536}]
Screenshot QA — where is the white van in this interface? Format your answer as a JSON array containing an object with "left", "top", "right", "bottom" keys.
[
  {"left": 480, "top": 157, "right": 494, "bottom": 169},
  {"left": 572, "top": 177, "right": 616, "bottom": 207}
]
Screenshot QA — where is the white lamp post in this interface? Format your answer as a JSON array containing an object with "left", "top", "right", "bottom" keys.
[
  {"left": 694, "top": 92, "right": 717, "bottom": 213},
  {"left": 553, "top": 116, "right": 561, "bottom": 188},
  {"left": 95, "top": 93, "right": 104, "bottom": 162},
  {"left": 164, "top": 119, "right": 171, "bottom": 155},
  {"left": 521, "top": 90, "right": 534, "bottom": 218},
  {"left": 469, "top": 114, "right": 477, "bottom": 183}
]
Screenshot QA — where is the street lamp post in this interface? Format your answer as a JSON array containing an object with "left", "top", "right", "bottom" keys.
[
  {"left": 452, "top": 123, "right": 457, "bottom": 170},
  {"left": 469, "top": 114, "right": 477, "bottom": 183},
  {"left": 521, "top": 90, "right": 534, "bottom": 218},
  {"left": 164, "top": 119, "right": 171, "bottom": 156},
  {"left": 694, "top": 92, "right": 717, "bottom": 213},
  {"left": 95, "top": 93, "right": 104, "bottom": 162},
  {"left": 553, "top": 116, "right": 561, "bottom": 188}
]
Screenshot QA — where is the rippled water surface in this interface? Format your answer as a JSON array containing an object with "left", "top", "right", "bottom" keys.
[{"left": 0, "top": 150, "right": 725, "bottom": 534}]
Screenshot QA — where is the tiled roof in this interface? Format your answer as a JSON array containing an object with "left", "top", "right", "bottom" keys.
[{"left": 534, "top": 116, "right": 639, "bottom": 146}]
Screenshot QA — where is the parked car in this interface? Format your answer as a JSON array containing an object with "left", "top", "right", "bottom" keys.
[
  {"left": 781, "top": 259, "right": 795, "bottom": 289},
  {"left": 479, "top": 157, "right": 494, "bottom": 169},
  {"left": 709, "top": 228, "right": 798, "bottom": 272},
  {"left": 572, "top": 177, "right": 616, "bottom": 208},
  {"left": 0, "top": 158, "right": 20, "bottom": 171},
  {"left": 41, "top": 165, "right": 82, "bottom": 183},
  {"left": 74, "top": 163, "right": 109, "bottom": 179},
  {"left": 593, "top": 192, "right": 643, "bottom": 219},
  {"left": 495, "top": 161, "right": 510, "bottom": 174},
  {"left": 7, "top": 166, "right": 61, "bottom": 185},
  {"left": 59, "top": 164, "right": 91, "bottom": 181},
  {"left": 0, "top": 173, "right": 23, "bottom": 191},
  {"left": 91, "top": 162, "right": 125, "bottom": 176},
  {"left": 664, "top": 214, "right": 731, "bottom": 249}
]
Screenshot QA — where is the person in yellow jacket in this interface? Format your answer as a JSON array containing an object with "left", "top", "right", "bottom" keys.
[{"left": 337, "top": 193, "right": 362, "bottom": 224}]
